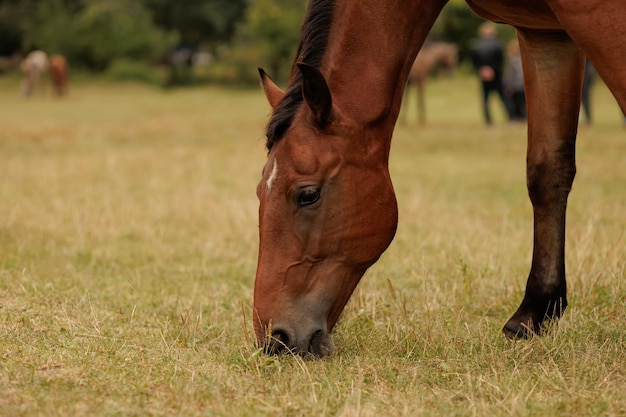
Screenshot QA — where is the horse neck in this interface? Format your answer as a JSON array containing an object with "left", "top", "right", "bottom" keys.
[{"left": 320, "top": 0, "right": 447, "bottom": 140}]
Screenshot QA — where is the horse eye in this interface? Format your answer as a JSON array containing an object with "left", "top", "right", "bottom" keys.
[{"left": 296, "top": 186, "right": 321, "bottom": 207}]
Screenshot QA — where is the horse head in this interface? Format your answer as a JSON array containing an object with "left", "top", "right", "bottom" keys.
[{"left": 253, "top": 65, "right": 398, "bottom": 357}]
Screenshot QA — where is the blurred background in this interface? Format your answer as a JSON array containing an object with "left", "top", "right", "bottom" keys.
[
  {"left": 0, "top": 0, "right": 502, "bottom": 87},
  {"left": 1, "top": 2, "right": 625, "bottom": 415}
]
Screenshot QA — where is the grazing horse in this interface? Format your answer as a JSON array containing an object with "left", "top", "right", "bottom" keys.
[
  {"left": 404, "top": 41, "right": 458, "bottom": 125},
  {"left": 49, "top": 55, "right": 68, "bottom": 97},
  {"left": 20, "top": 50, "right": 48, "bottom": 97},
  {"left": 254, "top": 0, "right": 626, "bottom": 357}
]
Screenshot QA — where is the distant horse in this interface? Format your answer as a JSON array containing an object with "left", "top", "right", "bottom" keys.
[
  {"left": 404, "top": 41, "right": 458, "bottom": 124},
  {"left": 20, "top": 50, "right": 48, "bottom": 97},
  {"left": 49, "top": 55, "right": 68, "bottom": 97},
  {"left": 254, "top": 0, "right": 626, "bottom": 357}
]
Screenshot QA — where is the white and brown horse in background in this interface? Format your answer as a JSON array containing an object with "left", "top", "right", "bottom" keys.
[
  {"left": 21, "top": 51, "right": 68, "bottom": 98},
  {"left": 21, "top": 50, "right": 48, "bottom": 97}
]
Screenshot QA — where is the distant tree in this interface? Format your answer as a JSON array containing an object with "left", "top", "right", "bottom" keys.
[
  {"left": 72, "top": 0, "right": 172, "bottom": 70},
  {"left": 2, "top": 0, "right": 81, "bottom": 52},
  {"left": 19, "top": 0, "right": 172, "bottom": 71},
  {"left": 145, "top": 0, "right": 248, "bottom": 84},
  {"left": 0, "top": 18, "right": 21, "bottom": 56},
  {"left": 242, "top": 0, "right": 304, "bottom": 82},
  {"left": 0, "top": 0, "right": 32, "bottom": 55},
  {"left": 146, "top": 0, "right": 247, "bottom": 50},
  {"left": 20, "top": 0, "right": 82, "bottom": 57}
]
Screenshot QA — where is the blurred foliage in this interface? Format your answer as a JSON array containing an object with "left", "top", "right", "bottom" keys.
[
  {"left": 240, "top": 0, "right": 305, "bottom": 83},
  {"left": 75, "top": 1, "right": 172, "bottom": 71},
  {"left": 0, "top": 17, "right": 21, "bottom": 56},
  {"left": 105, "top": 58, "right": 165, "bottom": 85},
  {"left": 198, "top": 0, "right": 304, "bottom": 86},
  {"left": 24, "top": 0, "right": 173, "bottom": 71},
  {"left": 0, "top": 0, "right": 514, "bottom": 85},
  {"left": 145, "top": 0, "right": 247, "bottom": 51},
  {"left": 0, "top": 1, "right": 27, "bottom": 55},
  {"left": 0, "top": 0, "right": 247, "bottom": 77}
]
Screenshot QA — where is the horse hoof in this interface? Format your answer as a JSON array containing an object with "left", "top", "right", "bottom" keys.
[
  {"left": 502, "top": 317, "right": 537, "bottom": 339},
  {"left": 503, "top": 296, "right": 567, "bottom": 339}
]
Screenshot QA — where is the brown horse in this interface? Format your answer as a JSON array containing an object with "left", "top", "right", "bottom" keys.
[
  {"left": 404, "top": 41, "right": 458, "bottom": 124},
  {"left": 254, "top": 0, "right": 626, "bottom": 357},
  {"left": 49, "top": 54, "right": 68, "bottom": 97}
]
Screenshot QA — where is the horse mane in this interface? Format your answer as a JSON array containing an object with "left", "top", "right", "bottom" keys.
[{"left": 265, "top": 0, "right": 335, "bottom": 151}]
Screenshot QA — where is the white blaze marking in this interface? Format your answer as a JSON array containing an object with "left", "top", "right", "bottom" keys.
[{"left": 266, "top": 158, "right": 278, "bottom": 191}]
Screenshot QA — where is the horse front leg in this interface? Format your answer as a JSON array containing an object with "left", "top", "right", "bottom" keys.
[{"left": 503, "top": 29, "right": 585, "bottom": 338}]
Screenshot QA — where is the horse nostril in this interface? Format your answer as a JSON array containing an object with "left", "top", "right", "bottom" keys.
[
  {"left": 268, "top": 328, "right": 293, "bottom": 355},
  {"left": 264, "top": 327, "right": 333, "bottom": 357},
  {"left": 308, "top": 330, "right": 334, "bottom": 358}
]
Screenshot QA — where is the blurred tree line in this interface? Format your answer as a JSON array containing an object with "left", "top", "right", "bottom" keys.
[{"left": 0, "top": 0, "right": 502, "bottom": 86}]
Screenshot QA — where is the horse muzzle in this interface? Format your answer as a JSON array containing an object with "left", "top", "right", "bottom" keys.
[{"left": 259, "top": 324, "right": 334, "bottom": 358}]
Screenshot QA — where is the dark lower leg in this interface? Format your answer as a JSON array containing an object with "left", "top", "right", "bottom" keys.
[
  {"left": 504, "top": 28, "right": 583, "bottom": 338},
  {"left": 482, "top": 82, "right": 492, "bottom": 125},
  {"left": 504, "top": 196, "right": 570, "bottom": 337}
]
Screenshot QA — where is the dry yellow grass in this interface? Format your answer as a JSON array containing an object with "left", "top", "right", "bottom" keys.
[{"left": 0, "top": 74, "right": 624, "bottom": 416}]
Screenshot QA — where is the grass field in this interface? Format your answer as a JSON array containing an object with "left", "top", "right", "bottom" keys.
[{"left": 1, "top": 73, "right": 625, "bottom": 416}]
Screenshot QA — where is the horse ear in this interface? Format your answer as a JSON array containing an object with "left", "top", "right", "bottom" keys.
[
  {"left": 297, "top": 63, "right": 332, "bottom": 127},
  {"left": 258, "top": 68, "right": 284, "bottom": 109}
]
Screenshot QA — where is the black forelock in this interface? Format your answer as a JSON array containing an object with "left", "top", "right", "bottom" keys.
[{"left": 265, "top": 0, "right": 335, "bottom": 151}]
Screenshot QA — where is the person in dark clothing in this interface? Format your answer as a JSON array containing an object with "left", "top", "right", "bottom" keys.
[
  {"left": 581, "top": 58, "right": 596, "bottom": 125},
  {"left": 503, "top": 39, "right": 526, "bottom": 121},
  {"left": 471, "top": 22, "right": 511, "bottom": 125}
]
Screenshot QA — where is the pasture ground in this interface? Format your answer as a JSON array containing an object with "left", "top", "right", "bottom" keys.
[{"left": 0, "top": 74, "right": 625, "bottom": 416}]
